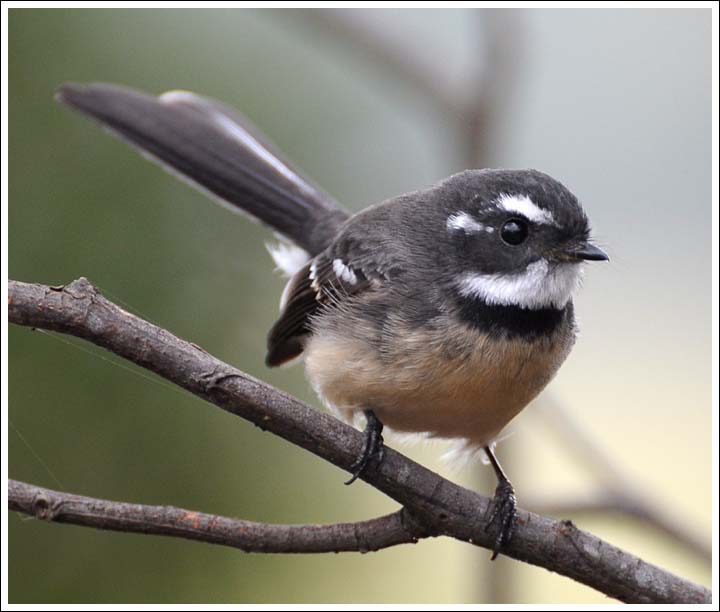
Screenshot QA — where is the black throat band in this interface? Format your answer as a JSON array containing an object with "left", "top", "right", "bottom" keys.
[{"left": 454, "top": 293, "right": 570, "bottom": 339}]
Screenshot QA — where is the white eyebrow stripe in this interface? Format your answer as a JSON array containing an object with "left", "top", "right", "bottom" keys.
[
  {"left": 446, "top": 212, "right": 493, "bottom": 233},
  {"left": 497, "top": 193, "right": 556, "bottom": 226},
  {"left": 457, "top": 259, "right": 582, "bottom": 309}
]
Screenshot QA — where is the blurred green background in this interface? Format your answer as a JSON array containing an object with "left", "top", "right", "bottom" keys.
[{"left": 8, "top": 8, "right": 712, "bottom": 603}]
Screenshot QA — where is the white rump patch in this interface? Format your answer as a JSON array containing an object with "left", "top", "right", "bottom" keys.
[
  {"left": 446, "top": 212, "right": 492, "bottom": 234},
  {"left": 266, "top": 242, "right": 310, "bottom": 277},
  {"left": 332, "top": 259, "right": 358, "bottom": 284},
  {"left": 458, "top": 259, "right": 582, "bottom": 309},
  {"left": 497, "top": 193, "right": 556, "bottom": 226}
]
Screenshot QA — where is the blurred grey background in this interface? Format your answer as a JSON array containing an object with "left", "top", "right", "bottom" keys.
[{"left": 8, "top": 8, "right": 712, "bottom": 603}]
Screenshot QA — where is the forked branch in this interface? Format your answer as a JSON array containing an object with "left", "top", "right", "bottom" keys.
[{"left": 7, "top": 278, "right": 711, "bottom": 604}]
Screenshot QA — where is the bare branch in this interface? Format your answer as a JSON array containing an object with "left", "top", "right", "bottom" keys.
[
  {"left": 8, "top": 278, "right": 712, "bottom": 604},
  {"left": 8, "top": 479, "right": 421, "bottom": 554}
]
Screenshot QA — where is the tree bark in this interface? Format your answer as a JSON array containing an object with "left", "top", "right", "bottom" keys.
[{"left": 8, "top": 278, "right": 712, "bottom": 604}]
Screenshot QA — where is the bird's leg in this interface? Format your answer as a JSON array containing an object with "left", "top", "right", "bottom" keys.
[
  {"left": 345, "top": 409, "right": 385, "bottom": 485},
  {"left": 483, "top": 445, "right": 517, "bottom": 560}
]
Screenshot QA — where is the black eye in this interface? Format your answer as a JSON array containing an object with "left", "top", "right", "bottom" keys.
[{"left": 500, "top": 218, "right": 529, "bottom": 246}]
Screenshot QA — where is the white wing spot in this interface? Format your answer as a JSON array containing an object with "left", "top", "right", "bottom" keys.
[{"left": 332, "top": 259, "right": 358, "bottom": 285}]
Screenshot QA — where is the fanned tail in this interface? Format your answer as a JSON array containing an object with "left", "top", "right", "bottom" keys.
[{"left": 56, "top": 82, "right": 349, "bottom": 256}]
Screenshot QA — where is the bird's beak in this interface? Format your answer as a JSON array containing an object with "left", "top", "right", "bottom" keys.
[{"left": 565, "top": 242, "right": 609, "bottom": 262}]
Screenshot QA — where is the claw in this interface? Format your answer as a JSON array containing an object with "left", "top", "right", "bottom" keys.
[
  {"left": 483, "top": 445, "right": 517, "bottom": 560},
  {"left": 485, "top": 477, "right": 517, "bottom": 560},
  {"left": 345, "top": 410, "right": 384, "bottom": 485}
]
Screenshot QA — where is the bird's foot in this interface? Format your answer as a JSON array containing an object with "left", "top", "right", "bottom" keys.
[
  {"left": 485, "top": 477, "right": 517, "bottom": 560},
  {"left": 345, "top": 410, "right": 384, "bottom": 485}
]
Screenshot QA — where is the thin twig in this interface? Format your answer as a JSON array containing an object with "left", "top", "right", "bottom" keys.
[
  {"left": 7, "top": 277, "right": 711, "bottom": 604},
  {"left": 8, "top": 480, "right": 421, "bottom": 554}
]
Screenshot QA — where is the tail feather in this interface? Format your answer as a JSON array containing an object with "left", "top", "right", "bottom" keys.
[{"left": 56, "top": 82, "right": 348, "bottom": 255}]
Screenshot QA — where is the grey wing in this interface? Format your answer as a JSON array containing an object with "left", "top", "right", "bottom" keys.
[
  {"left": 266, "top": 246, "right": 388, "bottom": 367},
  {"left": 56, "top": 82, "right": 348, "bottom": 255}
]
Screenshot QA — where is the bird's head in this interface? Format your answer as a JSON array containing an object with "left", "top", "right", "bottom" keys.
[{"left": 438, "top": 169, "right": 608, "bottom": 310}]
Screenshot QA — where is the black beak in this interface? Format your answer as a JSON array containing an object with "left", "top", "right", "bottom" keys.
[{"left": 567, "top": 243, "right": 609, "bottom": 262}]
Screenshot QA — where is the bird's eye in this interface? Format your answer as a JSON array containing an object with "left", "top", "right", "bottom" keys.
[{"left": 500, "top": 218, "right": 529, "bottom": 246}]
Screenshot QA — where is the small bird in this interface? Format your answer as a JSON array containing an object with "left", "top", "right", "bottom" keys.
[{"left": 56, "top": 82, "right": 608, "bottom": 558}]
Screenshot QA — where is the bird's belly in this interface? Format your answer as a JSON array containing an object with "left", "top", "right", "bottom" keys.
[{"left": 304, "top": 319, "right": 574, "bottom": 446}]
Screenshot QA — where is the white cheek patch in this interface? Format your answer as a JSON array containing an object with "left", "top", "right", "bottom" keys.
[
  {"left": 446, "top": 212, "right": 492, "bottom": 234},
  {"left": 332, "top": 259, "right": 358, "bottom": 285},
  {"left": 457, "top": 259, "right": 583, "bottom": 309},
  {"left": 497, "top": 193, "right": 556, "bottom": 226}
]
